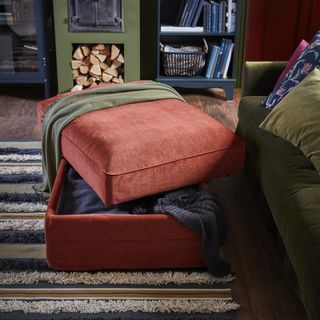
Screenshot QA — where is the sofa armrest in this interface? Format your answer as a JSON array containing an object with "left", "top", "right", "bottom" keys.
[{"left": 241, "top": 61, "right": 287, "bottom": 97}]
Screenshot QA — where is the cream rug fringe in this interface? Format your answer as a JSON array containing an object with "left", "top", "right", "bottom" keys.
[
  {"left": 0, "top": 298, "right": 240, "bottom": 314},
  {"left": 0, "top": 202, "right": 47, "bottom": 213},
  {"left": 0, "top": 220, "right": 44, "bottom": 231},
  {"left": 0, "top": 166, "right": 42, "bottom": 175},
  {"left": 0, "top": 154, "right": 41, "bottom": 162},
  {"left": 0, "top": 271, "right": 235, "bottom": 286}
]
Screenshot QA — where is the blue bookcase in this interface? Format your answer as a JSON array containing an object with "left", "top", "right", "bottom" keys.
[{"left": 156, "top": 0, "right": 241, "bottom": 100}]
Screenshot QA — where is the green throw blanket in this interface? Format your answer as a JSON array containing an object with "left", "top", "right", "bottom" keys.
[{"left": 37, "top": 81, "right": 185, "bottom": 198}]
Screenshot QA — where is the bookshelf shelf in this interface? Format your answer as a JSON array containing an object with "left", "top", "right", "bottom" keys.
[
  {"left": 159, "top": 32, "right": 236, "bottom": 36},
  {"left": 156, "top": 0, "right": 240, "bottom": 100}
]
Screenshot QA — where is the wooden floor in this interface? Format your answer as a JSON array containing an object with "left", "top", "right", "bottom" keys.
[{"left": 0, "top": 85, "right": 307, "bottom": 320}]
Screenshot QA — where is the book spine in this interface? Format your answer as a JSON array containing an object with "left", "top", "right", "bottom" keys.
[
  {"left": 218, "top": 2, "right": 223, "bottom": 33},
  {"left": 175, "top": 0, "right": 186, "bottom": 26},
  {"left": 210, "top": 46, "right": 220, "bottom": 78},
  {"left": 214, "top": 38, "right": 225, "bottom": 78},
  {"left": 203, "top": 2, "right": 207, "bottom": 32},
  {"left": 220, "top": 39, "right": 231, "bottom": 78},
  {"left": 179, "top": 0, "right": 190, "bottom": 27},
  {"left": 222, "top": 1, "right": 227, "bottom": 32},
  {"left": 230, "top": 0, "right": 236, "bottom": 32},
  {"left": 191, "top": 0, "right": 205, "bottom": 27},
  {"left": 208, "top": 2, "right": 212, "bottom": 32},
  {"left": 211, "top": 2, "right": 216, "bottom": 33},
  {"left": 223, "top": 41, "right": 234, "bottom": 78},
  {"left": 185, "top": 0, "right": 198, "bottom": 27},
  {"left": 205, "top": 43, "right": 215, "bottom": 78},
  {"left": 226, "top": 0, "right": 232, "bottom": 32}
]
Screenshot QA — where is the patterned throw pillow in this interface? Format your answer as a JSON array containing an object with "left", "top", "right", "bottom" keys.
[
  {"left": 273, "top": 40, "right": 308, "bottom": 90},
  {"left": 262, "top": 30, "right": 320, "bottom": 109}
]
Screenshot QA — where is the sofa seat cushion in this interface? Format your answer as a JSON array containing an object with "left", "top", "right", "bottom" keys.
[
  {"left": 237, "top": 96, "right": 320, "bottom": 319},
  {"left": 57, "top": 98, "right": 245, "bottom": 205}
]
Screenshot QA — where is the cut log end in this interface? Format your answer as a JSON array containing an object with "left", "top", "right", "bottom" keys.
[{"left": 71, "top": 43, "right": 124, "bottom": 90}]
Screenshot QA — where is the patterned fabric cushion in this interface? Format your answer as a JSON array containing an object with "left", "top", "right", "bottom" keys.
[
  {"left": 273, "top": 40, "right": 308, "bottom": 90},
  {"left": 262, "top": 30, "right": 320, "bottom": 109}
]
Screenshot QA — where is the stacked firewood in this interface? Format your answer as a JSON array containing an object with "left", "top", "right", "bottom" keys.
[{"left": 71, "top": 44, "right": 124, "bottom": 90}]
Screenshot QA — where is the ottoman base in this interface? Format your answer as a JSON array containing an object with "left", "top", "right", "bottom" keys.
[{"left": 45, "top": 159, "right": 205, "bottom": 271}]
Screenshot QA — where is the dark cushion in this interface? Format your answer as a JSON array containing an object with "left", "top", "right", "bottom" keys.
[
  {"left": 237, "top": 96, "right": 320, "bottom": 320},
  {"left": 263, "top": 30, "right": 320, "bottom": 109}
]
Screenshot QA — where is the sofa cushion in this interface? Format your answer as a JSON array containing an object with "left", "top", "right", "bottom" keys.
[
  {"left": 60, "top": 98, "right": 245, "bottom": 205},
  {"left": 237, "top": 96, "right": 320, "bottom": 319},
  {"left": 260, "top": 68, "right": 320, "bottom": 172},
  {"left": 273, "top": 39, "right": 308, "bottom": 90},
  {"left": 263, "top": 30, "right": 320, "bottom": 109}
]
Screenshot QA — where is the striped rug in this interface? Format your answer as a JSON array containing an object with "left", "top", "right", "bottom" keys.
[{"left": 0, "top": 141, "right": 239, "bottom": 320}]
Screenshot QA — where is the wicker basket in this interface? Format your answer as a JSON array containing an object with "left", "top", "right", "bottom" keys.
[{"left": 160, "top": 40, "right": 208, "bottom": 77}]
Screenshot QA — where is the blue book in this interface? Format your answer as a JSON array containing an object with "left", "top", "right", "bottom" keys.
[
  {"left": 175, "top": 0, "right": 187, "bottom": 26},
  {"left": 185, "top": 0, "right": 199, "bottom": 27},
  {"left": 219, "top": 39, "right": 231, "bottom": 78},
  {"left": 178, "top": 0, "right": 191, "bottom": 26},
  {"left": 222, "top": 41, "right": 234, "bottom": 78},
  {"left": 205, "top": 43, "right": 216, "bottom": 78},
  {"left": 213, "top": 38, "right": 226, "bottom": 78},
  {"left": 210, "top": 2, "right": 215, "bottom": 33},
  {"left": 208, "top": 45, "right": 220, "bottom": 78},
  {"left": 191, "top": 0, "right": 205, "bottom": 27},
  {"left": 208, "top": 2, "right": 212, "bottom": 33},
  {"left": 212, "top": 2, "right": 218, "bottom": 33},
  {"left": 218, "top": 2, "right": 223, "bottom": 33},
  {"left": 203, "top": 2, "right": 208, "bottom": 32}
]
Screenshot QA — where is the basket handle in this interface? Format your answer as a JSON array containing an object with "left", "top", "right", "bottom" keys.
[{"left": 203, "top": 38, "right": 208, "bottom": 54}]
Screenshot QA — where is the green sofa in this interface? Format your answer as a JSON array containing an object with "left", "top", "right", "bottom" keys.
[{"left": 237, "top": 62, "right": 320, "bottom": 320}]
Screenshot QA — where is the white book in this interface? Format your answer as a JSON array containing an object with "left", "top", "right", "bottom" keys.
[
  {"left": 161, "top": 25, "right": 204, "bottom": 32},
  {"left": 222, "top": 43, "right": 234, "bottom": 78}
]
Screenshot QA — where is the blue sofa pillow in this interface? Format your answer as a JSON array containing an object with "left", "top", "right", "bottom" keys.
[{"left": 262, "top": 30, "right": 320, "bottom": 109}]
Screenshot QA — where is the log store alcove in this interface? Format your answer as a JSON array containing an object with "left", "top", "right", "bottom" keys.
[{"left": 53, "top": 0, "right": 140, "bottom": 93}]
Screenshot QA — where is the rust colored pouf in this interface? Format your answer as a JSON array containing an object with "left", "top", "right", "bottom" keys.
[
  {"left": 39, "top": 87, "right": 245, "bottom": 271},
  {"left": 38, "top": 93, "right": 245, "bottom": 206}
]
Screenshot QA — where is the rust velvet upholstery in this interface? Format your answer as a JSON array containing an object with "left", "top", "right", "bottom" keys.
[
  {"left": 38, "top": 93, "right": 244, "bottom": 205},
  {"left": 45, "top": 159, "right": 205, "bottom": 271}
]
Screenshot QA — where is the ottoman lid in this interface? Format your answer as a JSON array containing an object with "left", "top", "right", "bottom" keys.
[{"left": 61, "top": 98, "right": 241, "bottom": 175}]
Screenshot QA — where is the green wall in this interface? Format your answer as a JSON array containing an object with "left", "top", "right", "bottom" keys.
[{"left": 54, "top": 0, "right": 140, "bottom": 93}]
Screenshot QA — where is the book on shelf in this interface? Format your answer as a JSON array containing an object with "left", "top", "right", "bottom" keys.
[
  {"left": 222, "top": 41, "right": 234, "bottom": 78},
  {"left": 176, "top": 0, "right": 205, "bottom": 27},
  {"left": 226, "top": 0, "right": 237, "bottom": 32},
  {"left": 205, "top": 43, "right": 220, "bottom": 78},
  {"left": 173, "top": 0, "right": 236, "bottom": 32},
  {"left": 202, "top": 0, "right": 236, "bottom": 33},
  {"left": 205, "top": 38, "right": 234, "bottom": 79},
  {"left": 191, "top": 0, "right": 205, "bottom": 27}
]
